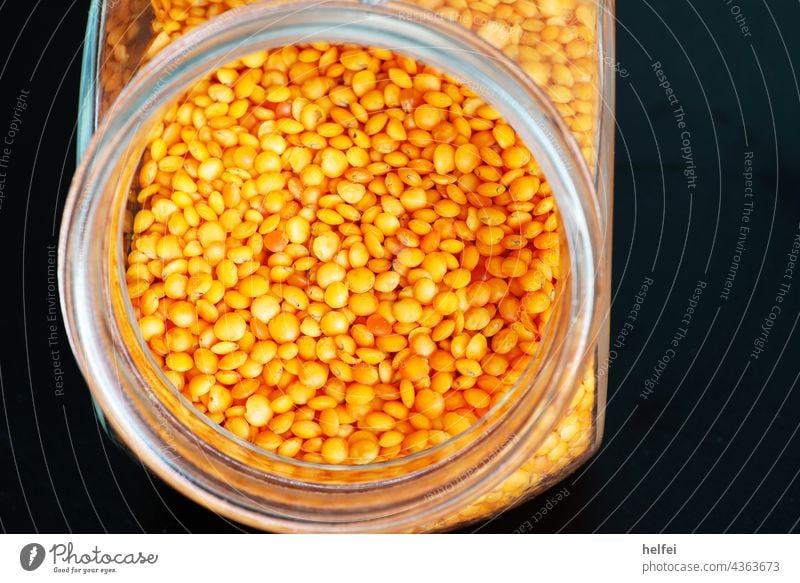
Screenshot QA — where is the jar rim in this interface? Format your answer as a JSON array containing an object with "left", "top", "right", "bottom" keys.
[{"left": 61, "top": 0, "right": 605, "bottom": 531}]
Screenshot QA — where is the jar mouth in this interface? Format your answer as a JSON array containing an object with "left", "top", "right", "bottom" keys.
[{"left": 61, "top": 0, "right": 603, "bottom": 531}]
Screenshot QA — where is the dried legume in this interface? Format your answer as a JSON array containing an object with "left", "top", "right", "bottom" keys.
[
  {"left": 127, "top": 41, "right": 566, "bottom": 466},
  {"left": 107, "top": 0, "right": 603, "bottom": 530}
]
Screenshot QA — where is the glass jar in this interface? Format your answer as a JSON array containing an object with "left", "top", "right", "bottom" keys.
[{"left": 63, "top": 0, "right": 614, "bottom": 532}]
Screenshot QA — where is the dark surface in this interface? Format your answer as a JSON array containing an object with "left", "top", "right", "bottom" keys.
[{"left": 0, "top": 1, "right": 798, "bottom": 533}]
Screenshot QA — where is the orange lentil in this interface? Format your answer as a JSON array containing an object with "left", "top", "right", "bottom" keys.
[
  {"left": 120, "top": 0, "right": 608, "bottom": 534},
  {"left": 128, "top": 41, "right": 567, "bottom": 468}
]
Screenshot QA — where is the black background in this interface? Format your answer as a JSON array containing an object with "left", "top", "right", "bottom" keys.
[{"left": 0, "top": 0, "right": 798, "bottom": 533}]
